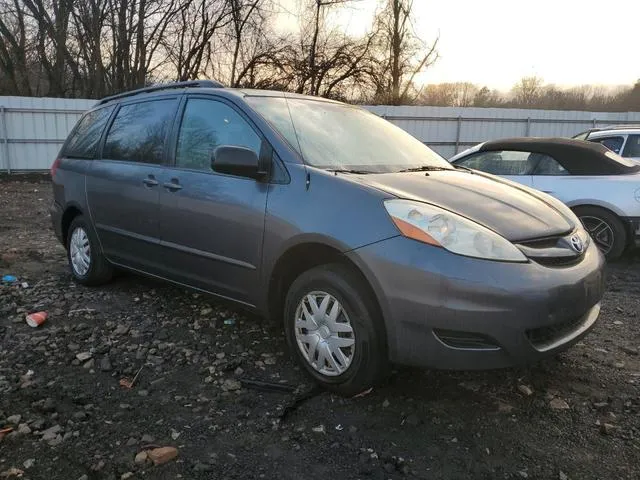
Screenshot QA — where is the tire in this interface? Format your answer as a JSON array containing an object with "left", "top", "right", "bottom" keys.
[
  {"left": 573, "top": 206, "right": 627, "bottom": 261},
  {"left": 283, "top": 263, "right": 388, "bottom": 396},
  {"left": 66, "top": 215, "right": 113, "bottom": 286}
]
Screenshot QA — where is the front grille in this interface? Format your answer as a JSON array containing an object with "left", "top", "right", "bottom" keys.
[
  {"left": 526, "top": 315, "right": 586, "bottom": 351},
  {"left": 433, "top": 329, "right": 501, "bottom": 351},
  {"left": 516, "top": 231, "right": 583, "bottom": 267},
  {"left": 530, "top": 255, "right": 582, "bottom": 267}
]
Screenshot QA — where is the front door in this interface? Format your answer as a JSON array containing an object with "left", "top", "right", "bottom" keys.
[
  {"left": 86, "top": 97, "right": 178, "bottom": 273},
  {"left": 157, "top": 97, "right": 269, "bottom": 305}
]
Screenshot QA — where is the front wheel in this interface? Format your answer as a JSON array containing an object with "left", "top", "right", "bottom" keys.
[
  {"left": 573, "top": 206, "right": 627, "bottom": 261},
  {"left": 66, "top": 215, "right": 113, "bottom": 286},
  {"left": 283, "top": 263, "right": 388, "bottom": 396}
]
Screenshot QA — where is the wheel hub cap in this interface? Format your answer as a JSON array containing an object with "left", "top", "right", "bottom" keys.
[
  {"left": 70, "top": 227, "right": 91, "bottom": 276},
  {"left": 294, "top": 291, "right": 355, "bottom": 377}
]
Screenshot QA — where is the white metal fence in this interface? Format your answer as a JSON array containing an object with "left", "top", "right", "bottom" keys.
[
  {"left": 1, "top": 95, "right": 640, "bottom": 172},
  {"left": 0, "top": 97, "right": 96, "bottom": 172}
]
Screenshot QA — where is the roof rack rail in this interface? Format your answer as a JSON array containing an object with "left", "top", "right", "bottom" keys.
[
  {"left": 597, "top": 124, "right": 640, "bottom": 130},
  {"left": 97, "top": 79, "right": 224, "bottom": 105}
]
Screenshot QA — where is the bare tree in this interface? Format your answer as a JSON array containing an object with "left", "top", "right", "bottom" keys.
[
  {"left": 228, "top": 0, "right": 263, "bottom": 86},
  {"left": 162, "top": 0, "right": 231, "bottom": 82},
  {"left": 370, "top": 0, "right": 439, "bottom": 105},
  {"left": 418, "top": 82, "right": 476, "bottom": 107},
  {"left": 0, "top": 0, "right": 33, "bottom": 95},
  {"left": 512, "top": 76, "right": 544, "bottom": 106}
]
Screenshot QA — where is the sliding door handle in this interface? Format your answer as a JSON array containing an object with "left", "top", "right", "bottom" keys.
[{"left": 163, "top": 181, "right": 182, "bottom": 192}]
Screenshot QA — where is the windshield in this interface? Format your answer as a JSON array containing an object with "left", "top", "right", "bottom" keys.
[{"left": 245, "top": 96, "right": 451, "bottom": 173}]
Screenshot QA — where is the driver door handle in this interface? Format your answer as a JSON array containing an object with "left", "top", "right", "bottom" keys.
[{"left": 142, "top": 176, "right": 158, "bottom": 187}]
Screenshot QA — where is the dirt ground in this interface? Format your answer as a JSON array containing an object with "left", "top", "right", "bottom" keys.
[{"left": 1, "top": 177, "right": 639, "bottom": 480}]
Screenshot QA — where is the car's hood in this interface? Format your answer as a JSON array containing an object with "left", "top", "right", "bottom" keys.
[{"left": 351, "top": 170, "right": 576, "bottom": 241}]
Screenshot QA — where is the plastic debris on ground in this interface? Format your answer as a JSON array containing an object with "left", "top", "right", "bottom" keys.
[
  {"left": 25, "top": 311, "right": 48, "bottom": 328},
  {"left": 120, "top": 365, "right": 144, "bottom": 389},
  {"left": 1, "top": 275, "right": 17, "bottom": 283}
]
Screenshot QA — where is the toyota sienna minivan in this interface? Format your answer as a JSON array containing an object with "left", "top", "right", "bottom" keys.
[{"left": 50, "top": 80, "right": 606, "bottom": 395}]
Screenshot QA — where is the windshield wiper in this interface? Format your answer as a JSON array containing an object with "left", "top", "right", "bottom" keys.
[
  {"left": 395, "top": 166, "right": 453, "bottom": 173},
  {"left": 453, "top": 164, "right": 474, "bottom": 173},
  {"left": 326, "top": 168, "right": 372, "bottom": 175}
]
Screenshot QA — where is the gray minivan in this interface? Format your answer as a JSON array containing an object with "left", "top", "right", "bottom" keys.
[{"left": 51, "top": 81, "right": 605, "bottom": 395}]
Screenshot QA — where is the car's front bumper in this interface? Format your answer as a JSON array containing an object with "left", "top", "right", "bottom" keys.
[{"left": 347, "top": 236, "right": 606, "bottom": 370}]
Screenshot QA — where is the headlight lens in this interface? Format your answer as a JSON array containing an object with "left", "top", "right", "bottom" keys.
[{"left": 384, "top": 199, "right": 527, "bottom": 262}]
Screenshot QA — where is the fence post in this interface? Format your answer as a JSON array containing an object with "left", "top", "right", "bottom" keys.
[
  {"left": 525, "top": 117, "right": 531, "bottom": 136},
  {"left": 454, "top": 116, "right": 462, "bottom": 154},
  {"left": 0, "top": 106, "right": 9, "bottom": 174}
]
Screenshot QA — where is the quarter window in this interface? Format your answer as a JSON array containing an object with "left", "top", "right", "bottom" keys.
[
  {"left": 455, "top": 150, "right": 538, "bottom": 175},
  {"left": 622, "top": 134, "right": 640, "bottom": 158},
  {"left": 175, "top": 99, "right": 262, "bottom": 171},
  {"left": 532, "top": 154, "right": 568, "bottom": 175},
  {"left": 63, "top": 106, "right": 114, "bottom": 159},
  {"left": 103, "top": 99, "right": 177, "bottom": 164},
  {"left": 591, "top": 136, "right": 624, "bottom": 154}
]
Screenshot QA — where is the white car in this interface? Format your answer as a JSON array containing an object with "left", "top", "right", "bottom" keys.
[
  {"left": 573, "top": 125, "right": 640, "bottom": 162},
  {"left": 450, "top": 137, "right": 640, "bottom": 260}
]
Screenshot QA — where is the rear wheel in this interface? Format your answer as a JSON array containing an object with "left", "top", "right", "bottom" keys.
[
  {"left": 283, "top": 263, "right": 388, "bottom": 396},
  {"left": 573, "top": 206, "right": 627, "bottom": 261},
  {"left": 67, "top": 215, "right": 113, "bottom": 285}
]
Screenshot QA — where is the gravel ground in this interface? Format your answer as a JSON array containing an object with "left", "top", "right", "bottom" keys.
[{"left": 1, "top": 177, "right": 639, "bottom": 480}]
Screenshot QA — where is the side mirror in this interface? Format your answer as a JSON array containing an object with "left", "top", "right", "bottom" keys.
[{"left": 211, "top": 145, "right": 264, "bottom": 179}]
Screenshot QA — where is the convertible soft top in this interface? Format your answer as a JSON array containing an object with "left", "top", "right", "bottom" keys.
[{"left": 479, "top": 137, "right": 640, "bottom": 175}]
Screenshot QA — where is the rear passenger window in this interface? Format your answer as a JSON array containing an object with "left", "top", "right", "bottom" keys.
[
  {"left": 63, "top": 106, "right": 113, "bottom": 159},
  {"left": 592, "top": 136, "right": 624, "bottom": 154},
  {"left": 622, "top": 135, "right": 640, "bottom": 158},
  {"left": 103, "top": 99, "right": 177, "bottom": 164},
  {"left": 175, "top": 99, "right": 262, "bottom": 171}
]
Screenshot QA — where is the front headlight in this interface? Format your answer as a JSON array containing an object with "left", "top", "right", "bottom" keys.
[{"left": 384, "top": 199, "right": 528, "bottom": 262}]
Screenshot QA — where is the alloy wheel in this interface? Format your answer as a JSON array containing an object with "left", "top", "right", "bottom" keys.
[{"left": 579, "top": 215, "right": 614, "bottom": 255}]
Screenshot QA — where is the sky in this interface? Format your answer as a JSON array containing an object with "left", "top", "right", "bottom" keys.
[{"left": 277, "top": 0, "right": 639, "bottom": 90}]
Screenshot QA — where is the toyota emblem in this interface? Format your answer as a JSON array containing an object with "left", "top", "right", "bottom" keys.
[{"left": 570, "top": 235, "right": 584, "bottom": 253}]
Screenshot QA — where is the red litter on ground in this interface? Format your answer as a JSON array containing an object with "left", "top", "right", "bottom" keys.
[{"left": 25, "top": 311, "right": 48, "bottom": 328}]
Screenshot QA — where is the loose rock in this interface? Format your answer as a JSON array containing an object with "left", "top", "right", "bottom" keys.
[
  {"left": 518, "top": 385, "right": 534, "bottom": 396},
  {"left": 76, "top": 352, "right": 92, "bottom": 362},
  {"left": 550, "top": 398, "right": 570, "bottom": 410},
  {"left": 135, "top": 451, "right": 149, "bottom": 465},
  {"left": 147, "top": 446, "right": 179, "bottom": 465}
]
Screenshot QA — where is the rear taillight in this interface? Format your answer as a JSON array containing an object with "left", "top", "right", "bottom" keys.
[{"left": 50, "top": 157, "right": 61, "bottom": 178}]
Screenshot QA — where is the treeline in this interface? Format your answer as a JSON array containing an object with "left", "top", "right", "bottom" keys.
[
  {"left": 0, "top": 0, "right": 638, "bottom": 111},
  {"left": 419, "top": 77, "right": 640, "bottom": 112},
  {"left": 0, "top": 0, "right": 437, "bottom": 104}
]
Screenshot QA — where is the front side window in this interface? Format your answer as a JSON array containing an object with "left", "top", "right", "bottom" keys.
[
  {"left": 592, "top": 136, "right": 624, "bottom": 154},
  {"left": 246, "top": 96, "right": 451, "bottom": 173},
  {"left": 103, "top": 99, "right": 177, "bottom": 164},
  {"left": 455, "top": 150, "right": 537, "bottom": 175},
  {"left": 175, "top": 98, "right": 262, "bottom": 171},
  {"left": 622, "top": 134, "right": 640, "bottom": 158},
  {"left": 63, "top": 106, "right": 114, "bottom": 159}
]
